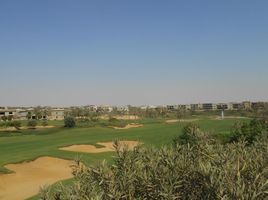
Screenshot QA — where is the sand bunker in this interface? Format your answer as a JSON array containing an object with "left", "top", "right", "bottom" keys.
[
  {"left": 166, "top": 119, "right": 199, "bottom": 123},
  {"left": 113, "top": 123, "right": 143, "bottom": 129},
  {"left": 0, "top": 156, "right": 74, "bottom": 200},
  {"left": 100, "top": 115, "right": 139, "bottom": 120},
  {"left": 59, "top": 141, "right": 142, "bottom": 153},
  {"left": 0, "top": 125, "right": 55, "bottom": 132},
  {"left": 211, "top": 116, "right": 248, "bottom": 120}
]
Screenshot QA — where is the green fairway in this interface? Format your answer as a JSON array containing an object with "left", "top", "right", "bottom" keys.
[
  {"left": 0, "top": 117, "right": 249, "bottom": 174},
  {"left": 0, "top": 117, "right": 250, "bottom": 200}
]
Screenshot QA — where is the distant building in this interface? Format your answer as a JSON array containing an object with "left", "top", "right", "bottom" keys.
[
  {"left": 190, "top": 104, "right": 199, "bottom": 111},
  {"left": 231, "top": 103, "right": 243, "bottom": 110},
  {"left": 202, "top": 103, "right": 217, "bottom": 111},
  {"left": 226, "top": 103, "right": 233, "bottom": 110},
  {"left": 252, "top": 102, "right": 268, "bottom": 110},
  {"left": 48, "top": 108, "right": 65, "bottom": 120},
  {"left": 167, "top": 105, "right": 178, "bottom": 111},
  {"left": 16, "top": 109, "right": 30, "bottom": 120},
  {"left": 87, "top": 105, "right": 98, "bottom": 112},
  {"left": 117, "top": 106, "right": 129, "bottom": 112},
  {"left": 242, "top": 101, "right": 252, "bottom": 110},
  {"left": 0, "top": 108, "right": 16, "bottom": 119},
  {"left": 216, "top": 103, "right": 229, "bottom": 110},
  {"left": 97, "top": 105, "right": 113, "bottom": 113}
]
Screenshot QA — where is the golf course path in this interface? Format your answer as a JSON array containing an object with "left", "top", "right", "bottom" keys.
[{"left": 0, "top": 156, "right": 74, "bottom": 200}]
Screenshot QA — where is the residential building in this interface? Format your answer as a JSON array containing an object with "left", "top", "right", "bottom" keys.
[
  {"left": 202, "top": 103, "right": 217, "bottom": 110},
  {"left": 0, "top": 108, "right": 17, "bottom": 119},
  {"left": 242, "top": 101, "right": 252, "bottom": 110},
  {"left": 231, "top": 103, "right": 243, "bottom": 110},
  {"left": 48, "top": 108, "right": 65, "bottom": 120}
]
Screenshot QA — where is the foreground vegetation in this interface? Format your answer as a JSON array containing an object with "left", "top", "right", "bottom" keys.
[{"left": 40, "top": 119, "right": 268, "bottom": 200}]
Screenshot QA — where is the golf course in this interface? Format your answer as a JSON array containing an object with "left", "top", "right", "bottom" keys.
[{"left": 0, "top": 116, "right": 250, "bottom": 200}]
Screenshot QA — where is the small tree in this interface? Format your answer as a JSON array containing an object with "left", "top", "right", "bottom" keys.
[
  {"left": 229, "top": 118, "right": 267, "bottom": 144},
  {"left": 7, "top": 115, "right": 13, "bottom": 121},
  {"left": 64, "top": 117, "right": 76, "bottom": 128},
  {"left": 42, "top": 119, "right": 48, "bottom": 127},
  {"left": 1, "top": 116, "right": 7, "bottom": 122},
  {"left": 11, "top": 121, "right": 21, "bottom": 130},
  {"left": 179, "top": 123, "right": 201, "bottom": 144},
  {"left": 27, "top": 120, "right": 37, "bottom": 128}
]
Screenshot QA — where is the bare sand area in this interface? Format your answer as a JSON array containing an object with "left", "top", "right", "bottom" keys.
[
  {"left": 59, "top": 141, "right": 142, "bottom": 154},
  {"left": 0, "top": 156, "right": 74, "bottom": 200},
  {"left": 211, "top": 116, "right": 249, "bottom": 120},
  {"left": 100, "top": 115, "right": 139, "bottom": 120},
  {"left": 113, "top": 123, "right": 143, "bottom": 130},
  {"left": 166, "top": 119, "right": 199, "bottom": 123},
  {"left": 0, "top": 125, "right": 55, "bottom": 132}
]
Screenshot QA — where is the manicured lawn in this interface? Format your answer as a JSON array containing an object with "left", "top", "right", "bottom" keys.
[
  {"left": 0, "top": 117, "right": 250, "bottom": 199},
  {"left": 0, "top": 117, "right": 249, "bottom": 173}
]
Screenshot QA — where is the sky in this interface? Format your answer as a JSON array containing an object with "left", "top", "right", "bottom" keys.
[{"left": 0, "top": 0, "right": 267, "bottom": 106}]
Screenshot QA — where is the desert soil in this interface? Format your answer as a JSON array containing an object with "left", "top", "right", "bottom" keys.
[
  {"left": 59, "top": 141, "right": 142, "bottom": 153},
  {"left": 113, "top": 123, "right": 143, "bottom": 129},
  {"left": 166, "top": 119, "right": 199, "bottom": 123},
  {"left": 0, "top": 156, "right": 74, "bottom": 200},
  {"left": 100, "top": 115, "right": 139, "bottom": 120},
  {"left": 211, "top": 116, "right": 248, "bottom": 120},
  {"left": 0, "top": 125, "right": 55, "bottom": 132}
]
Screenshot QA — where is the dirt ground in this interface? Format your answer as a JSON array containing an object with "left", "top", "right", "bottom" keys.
[
  {"left": 59, "top": 141, "right": 142, "bottom": 153},
  {"left": 166, "top": 119, "right": 199, "bottom": 123},
  {"left": 113, "top": 123, "right": 143, "bottom": 129},
  {"left": 211, "top": 116, "right": 248, "bottom": 120},
  {"left": 0, "top": 125, "right": 55, "bottom": 132},
  {"left": 0, "top": 157, "right": 74, "bottom": 200},
  {"left": 100, "top": 115, "right": 139, "bottom": 120}
]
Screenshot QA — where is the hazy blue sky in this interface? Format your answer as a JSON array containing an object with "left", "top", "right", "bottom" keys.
[{"left": 0, "top": 0, "right": 267, "bottom": 106}]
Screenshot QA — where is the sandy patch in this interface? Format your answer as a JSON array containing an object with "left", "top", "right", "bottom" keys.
[
  {"left": 0, "top": 125, "right": 55, "bottom": 132},
  {"left": 100, "top": 115, "right": 139, "bottom": 120},
  {"left": 211, "top": 116, "right": 248, "bottom": 120},
  {"left": 0, "top": 127, "right": 17, "bottom": 131},
  {"left": 59, "top": 141, "right": 142, "bottom": 153},
  {"left": 0, "top": 157, "right": 74, "bottom": 200},
  {"left": 113, "top": 123, "right": 143, "bottom": 129},
  {"left": 21, "top": 125, "right": 55, "bottom": 130},
  {"left": 166, "top": 119, "right": 199, "bottom": 123}
]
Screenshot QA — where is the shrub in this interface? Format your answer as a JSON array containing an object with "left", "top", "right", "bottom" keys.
[
  {"left": 1, "top": 116, "right": 7, "bottom": 121},
  {"left": 230, "top": 118, "right": 267, "bottom": 144},
  {"left": 41, "top": 136, "right": 268, "bottom": 200},
  {"left": 42, "top": 120, "right": 48, "bottom": 127},
  {"left": 64, "top": 117, "right": 76, "bottom": 128},
  {"left": 11, "top": 121, "right": 21, "bottom": 130},
  {"left": 27, "top": 120, "right": 37, "bottom": 128},
  {"left": 174, "top": 123, "right": 211, "bottom": 145},
  {"left": 7, "top": 115, "right": 13, "bottom": 121}
]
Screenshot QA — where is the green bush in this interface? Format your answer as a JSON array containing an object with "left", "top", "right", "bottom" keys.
[
  {"left": 27, "top": 120, "right": 37, "bottom": 128},
  {"left": 1, "top": 116, "right": 7, "bottom": 121},
  {"left": 40, "top": 133, "right": 268, "bottom": 200},
  {"left": 230, "top": 118, "right": 267, "bottom": 143},
  {"left": 10, "top": 121, "right": 21, "bottom": 130},
  {"left": 173, "top": 123, "right": 212, "bottom": 146},
  {"left": 64, "top": 117, "right": 76, "bottom": 128},
  {"left": 42, "top": 120, "right": 48, "bottom": 127}
]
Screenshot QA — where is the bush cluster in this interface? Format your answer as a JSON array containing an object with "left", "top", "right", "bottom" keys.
[
  {"left": 40, "top": 124, "right": 268, "bottom": 200},
  {"left": 27, "top": 119, "right": 37, "bottom": 128},
  {"left": 0, "top": 121, "right": 21, "bottom": 129},
  {"left": 230, "top": 118, "right": 268, "bottom": 143},
  {"left": 64, "top": 117, "right": 76, "bottom": 128}
]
